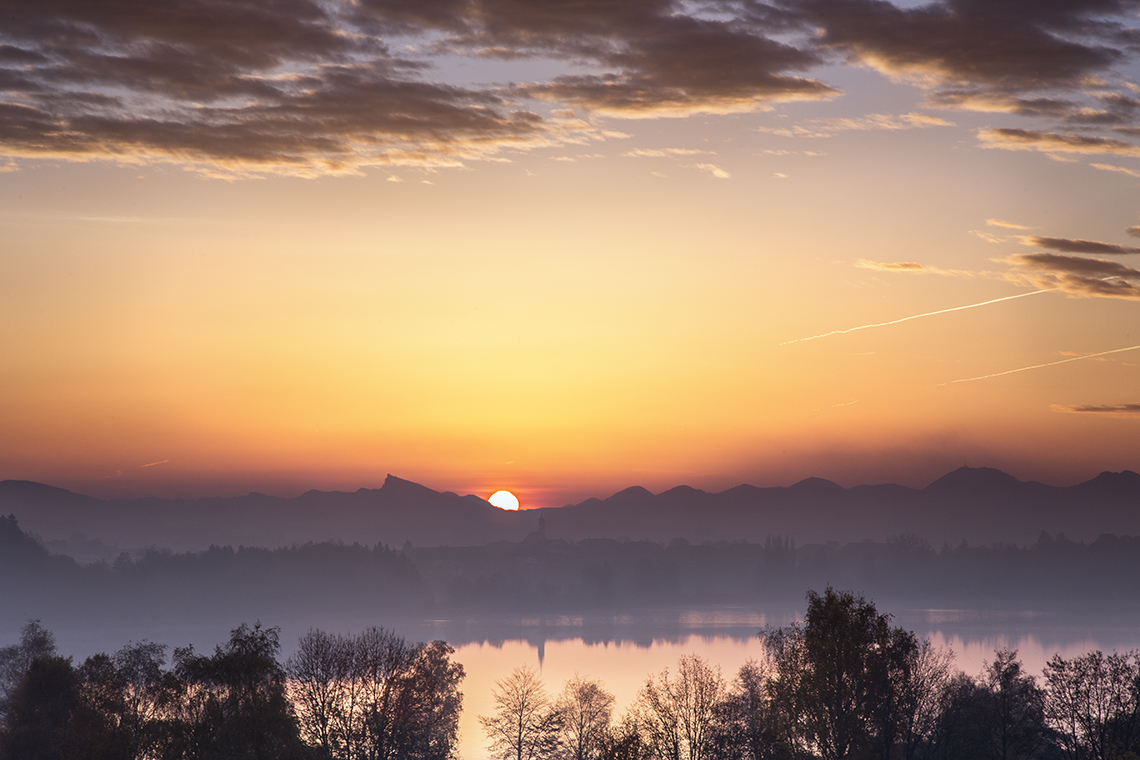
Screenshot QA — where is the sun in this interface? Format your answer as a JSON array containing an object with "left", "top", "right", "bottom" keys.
[{"left": 488, "top": 490, "right": 520, "bottom": 510}]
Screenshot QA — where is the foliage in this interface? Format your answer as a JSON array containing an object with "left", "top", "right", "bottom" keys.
[
  {"left": 160, "top": 622, "right": 308, "bottom": 760},
  {"left": 763, "top": 587, "right": 920, "bottom": 760},
  {"left": 0, "top": 619, "right": 57, "bottom": 726}
]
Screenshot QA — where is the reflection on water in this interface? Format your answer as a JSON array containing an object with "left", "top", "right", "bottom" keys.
[
  {"left": 8, "top": 604, "right": 1140, "bottom": 760},
  {"left": 372, "top": 605, "right": 1140, "bottom": 760}
]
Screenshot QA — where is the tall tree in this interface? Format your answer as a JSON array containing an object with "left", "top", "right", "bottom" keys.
[
  {"left": 978, "top": 650, "right": 1051, "bottom": 760},
  {"left": 633, "top": 654, "right": 726, "bottom": 760},
  {"left": 0, "top": 620, "right": 57, "bottom": 728},
  {"left": 288, "top": 629, "right": 463, "bottom": 760},
  {"left": 556, "top": 674, "right": 614, "bottom": 760},
  {"left": 1044, "top": 650, "right": 1139, "bottom": 760},
  {"left": 708, "top": 659, "right": 786, "bottom": 760},
  {"left": 764, "top": 587, "right": 920, "bottom": 760},
  {"left": 481, "top": 666, "right": 563, "bottom": 760},
  {"left": 162, "top": 622, "right": 306, "bottom": 760},
  {"left": 0, "top": 656, "right": 82, "bottom": 760}
]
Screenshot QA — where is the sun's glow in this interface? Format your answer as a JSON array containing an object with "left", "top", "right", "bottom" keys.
[{"left": 488, "top": 490, "right": 520, "bottom": 510}]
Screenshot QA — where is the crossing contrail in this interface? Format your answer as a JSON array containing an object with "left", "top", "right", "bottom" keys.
[
  {"left": 947, "top": 344, "right": 1140, "bottom": 384},
  {"left": 779, "top": 288, "right": 1056, "bottom": 345}
]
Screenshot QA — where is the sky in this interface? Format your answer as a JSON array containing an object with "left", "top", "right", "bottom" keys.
[{"left": 3, "top": 0, "right": 1140, "bottom": 506}]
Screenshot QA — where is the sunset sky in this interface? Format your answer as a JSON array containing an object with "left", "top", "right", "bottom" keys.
[{"left": 3, "top": 0, "right": 1140, "bottom": 505}]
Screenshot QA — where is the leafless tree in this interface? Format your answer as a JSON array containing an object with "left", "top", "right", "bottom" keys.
[
  {"left": 481, "top": 665, "right": 564, "bottom": 760},
  {"left": 899, "top": 639, "right": 955, "bottom": 760},
  {"left": 633, "top": 654, "right": 726, "bottom": 760},
  {"left": 557, "top": 673, "right": 614, "bottom": 760},
  {"left": 288, "top": 627, "right": 463, "bottom": 760},
  {"left": 1044, "top": 650, "right": 1140, "bottom": 760}
]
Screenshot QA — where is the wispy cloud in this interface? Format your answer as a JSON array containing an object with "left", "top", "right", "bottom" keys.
[
  {"left": 624, "top": 148, "right": 709, "bottom": 158},
  {"left": 987, "top": 219, "right": 1031, "bottom": 230},
  {"left": 855, "top": 260, "right": 973, "bottom": 276},
  {"left": 758, "top": 112, "right": 952, "bottom": 138},
  {"left": 1052, "top": 403, "right": 1140, "bottom": 416},
  {"left": 979, "top": 129, "right": 1140, "bottom": 157},
  {"left": 697, "top": 163, "right": 731, "bottom": 179},
  {"left": 1091, "top": 163, "right": 1140, "bottom": 178}
]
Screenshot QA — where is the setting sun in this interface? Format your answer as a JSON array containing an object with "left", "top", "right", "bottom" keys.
[{"left": 488, "top": 490, "right": 520, "bottom": 510}]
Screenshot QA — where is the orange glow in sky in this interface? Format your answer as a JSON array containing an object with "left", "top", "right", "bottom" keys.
[{"left": 2, "top": 0, "right": 1140, "bottom": 503}]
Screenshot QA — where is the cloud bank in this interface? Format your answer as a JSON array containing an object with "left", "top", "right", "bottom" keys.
[{"left": 1, "top": 0, "right": 1138, "bottom": 175}]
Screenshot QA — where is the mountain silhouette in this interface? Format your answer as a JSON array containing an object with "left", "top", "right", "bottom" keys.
[{"left": 3, "top": 467, "right": 1140, "bottom": 559}]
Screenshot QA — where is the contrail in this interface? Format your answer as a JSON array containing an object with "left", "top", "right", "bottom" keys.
[
  {"left": 947, "top": 344, "right": 1140, "bottom": 384},
  {"left": 779, "top": 288, "right": 1055, "bottom": 345},
  {"left": 139, "top": 459, "right": 170, "bottom": 468}
]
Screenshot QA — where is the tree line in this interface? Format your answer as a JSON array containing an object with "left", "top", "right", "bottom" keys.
[
  {"left": 9, "top": 511, "right": 1140, "bottom": 624},
  {"left": 0, "top": 622, "right": 463, "bottom": 760},
  {"left": 478, "top": 588, "right": 1140, "bottom": 760},
  {"left": 3, "top": 588, "right": 1139, "bottom": 759}
]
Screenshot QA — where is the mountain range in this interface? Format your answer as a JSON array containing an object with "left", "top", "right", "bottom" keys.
[{"left": 2, "top": 466, "right": 1139, "bottom": 561}]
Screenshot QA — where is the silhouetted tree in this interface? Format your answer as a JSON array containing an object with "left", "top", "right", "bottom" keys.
[
  {"left": 632, "top": 654, "right": 726, "bottom": 760},
  {"left": 597, "top": 718, "right": 653, "bottom": 760},
  {"left": 0, "top": 654, "right": 129, "bottom": 760},
  {"left": 763, "top": 587, "right": 920, "bottom": 760},
  {"left": 381, "top": 639, "right": 464, "bottom": 760},
  {"left": 556, "top": 674, "right": 614, "bottom": 760},
  {"left": 929, "top": 672, "right": 991, "bottom": 760},
  {"left": 288, "top": 628, "right": 462, "bottom": 760},
  {"left": 0, "top": 619, "right": 57, "bottom": 727},
  {"left": 1043, "top": 650, "right": 1140, "bottom": 760},
  {"left": 707, "top": 659, "right": 788, "bottom": 760},
  {"left": 897, "top": 640, "right": 955, "bottom": 760},
  {"left": 481, "top": 666, "right": 564, "bottom": 760},
  {"left": 980, "top": 650, "right": 1052, "bottom": 760},
  {"left": 161, "top": 622, "right": 306, "bottom": 760}
]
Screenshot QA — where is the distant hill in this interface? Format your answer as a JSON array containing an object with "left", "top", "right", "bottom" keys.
[{"left": 3, "top": 466, "right": 1140, "bottom": 558}]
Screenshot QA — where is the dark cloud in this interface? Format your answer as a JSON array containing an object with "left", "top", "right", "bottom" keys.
[
  {"left": 3, "top": 0, "right": 1137, "bottom": 174},
  {"left": 1054, "top": 403, "right": 1140, "bottom": 415},
  {"left": 794, "top": 0, "right": 1140, "bottom": 138},
  {"left": 799, "top": 0, "right": 1132, "bottom": 90},
  {"left": 0, "top": 0, "right": 558, "bottom": 173},
  {"left": 1021, "top": 235, "right": 1140, "bottom": 255},
  {"left": 0, "top": 0, "right": 839, "bottom": 172},
  {"left": 1008, "top": 252, "right": 1140, "bottom": 299},
  {"left": 520, "top": 16, "right": 836, "bottom": 116}
]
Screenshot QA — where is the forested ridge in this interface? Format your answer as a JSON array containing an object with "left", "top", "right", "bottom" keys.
[
  {"left": 3, "top": 589, "right": 1140, "bottom": 760},
  {"left": 5, "top": 515, "right": 1140, "bottom": 623}
]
